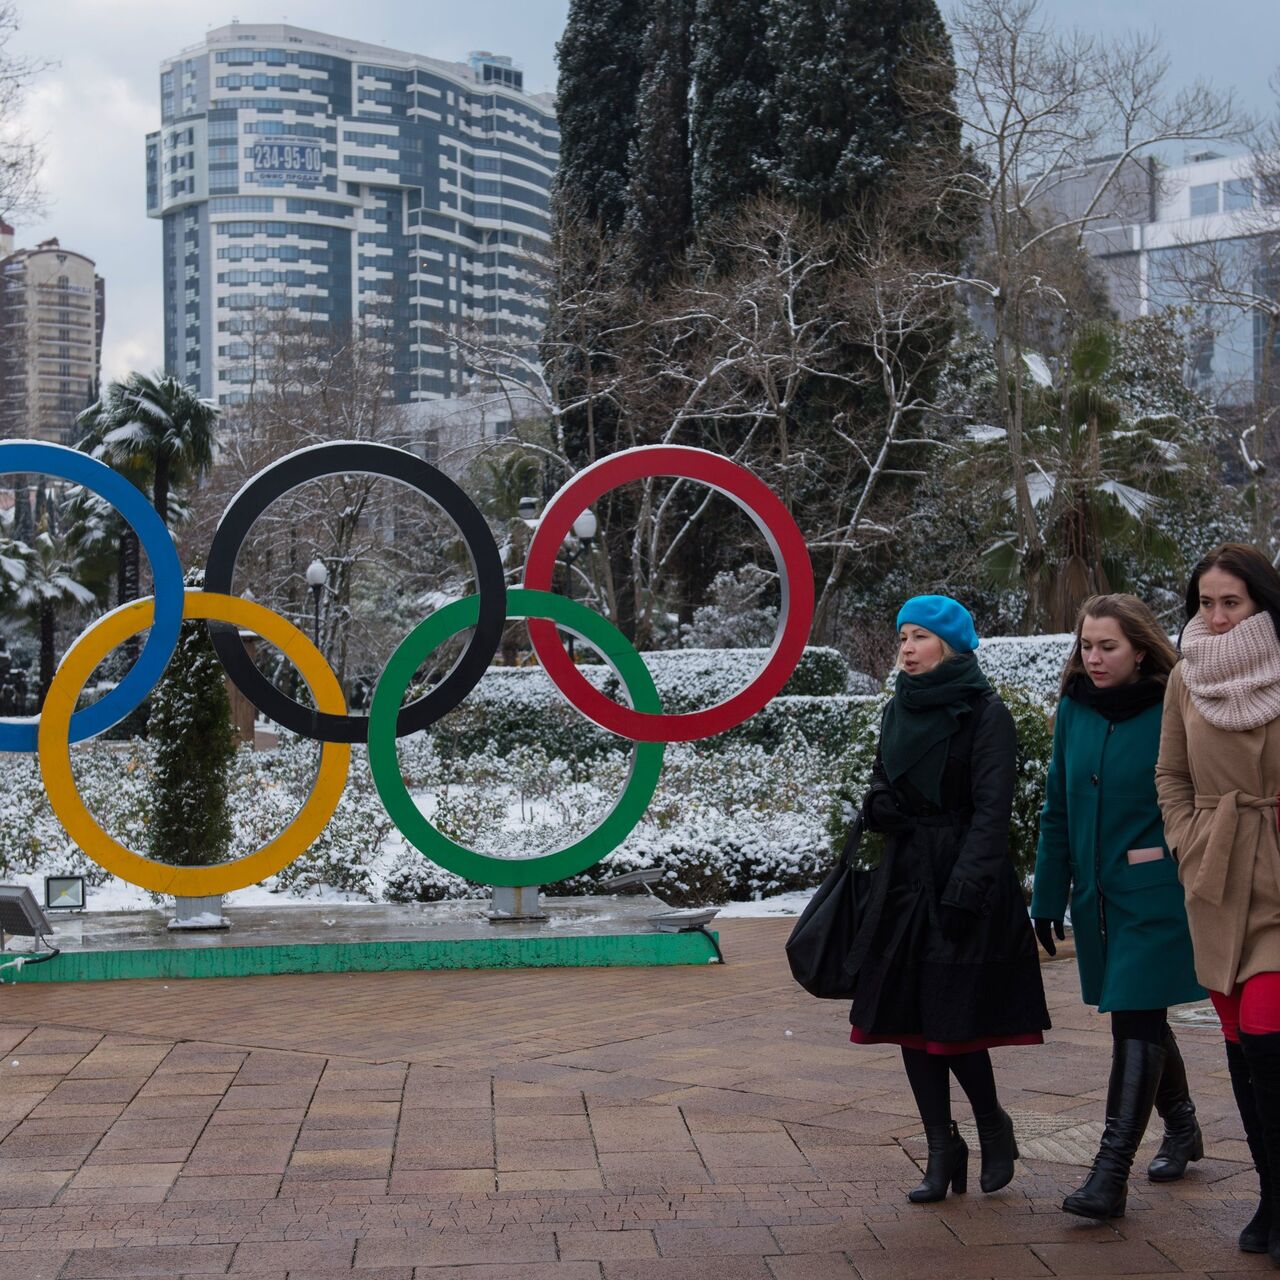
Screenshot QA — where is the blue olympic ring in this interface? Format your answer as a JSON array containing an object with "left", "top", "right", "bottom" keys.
[{"left": 0, "top": 441, "right": 184, "bottom": 752}]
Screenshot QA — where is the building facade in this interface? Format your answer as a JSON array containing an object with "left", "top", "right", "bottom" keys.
[
  {"left": 0, "top": 226, "right": 105, "bottom": 443},
  {"left": 1076, "top": 151, "right": 1280, "bottom": 404},
  {"left": 146, "top": 23, "right": 558, "bottom": 408}
]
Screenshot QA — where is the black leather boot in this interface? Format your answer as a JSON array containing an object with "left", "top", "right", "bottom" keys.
[
  {"left": 1226, "top": 1039, "right": 1271, "bottom": 1254},
  {"left": 1062, "top": 1038, "right": 1164, "bottom": 1220},
  {"left": 974, "top": 1106, "right": 1019, "bottom": 1192},
  {"left": 1147, "top": 1030, "right": 1204, "bottom": 1182},
  {"left": 908, "top": 1120, "right": 968, "bottom": 1203},
  {"left": 1238, "top": 1031, "right": 1280, "bottom": 1265}
]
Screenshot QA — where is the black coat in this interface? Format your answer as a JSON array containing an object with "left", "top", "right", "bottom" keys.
[{"left": 849, "top": 689, "right": 1050, "bottom": 1044}]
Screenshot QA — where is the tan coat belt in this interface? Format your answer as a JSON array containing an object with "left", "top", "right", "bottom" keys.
[{"left": 1190, "top": 791, "right": 1278, "bottom": 906}]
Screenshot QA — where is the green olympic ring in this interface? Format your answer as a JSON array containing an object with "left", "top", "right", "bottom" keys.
[{"left": 368, "top": 588, "right": 665, "bottom": 887}]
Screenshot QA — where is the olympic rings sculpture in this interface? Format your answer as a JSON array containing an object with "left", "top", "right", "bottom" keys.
[{"left": 3, "top": 439, "right": 813, "bottom": 895}]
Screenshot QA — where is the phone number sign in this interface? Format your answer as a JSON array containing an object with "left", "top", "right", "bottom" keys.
[{"left": 252, "top": 139, "right": 324, "bottom": 184}]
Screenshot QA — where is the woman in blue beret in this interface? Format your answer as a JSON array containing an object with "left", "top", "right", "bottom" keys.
[
  {"left": 850, "top": 595, "right": 1050, "bottom": 1204},
  {"left": 1033, "top": 595, "right": 1203, "bottom": 1222}
]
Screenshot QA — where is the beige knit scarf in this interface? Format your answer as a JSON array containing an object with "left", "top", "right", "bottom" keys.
[{"left": 1180, "top": 611, "right": 1280, "bottom": 730}]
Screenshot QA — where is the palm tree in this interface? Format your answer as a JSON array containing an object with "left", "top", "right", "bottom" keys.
[
  {"left": 974, "top": 322, "right": 1185, "bottom": 631},
  {"left": 8, "top": 530, "right": 95, "bottom": 708},
  {"left": 82, "top": 371, "right": 219, "bottom": 526}
]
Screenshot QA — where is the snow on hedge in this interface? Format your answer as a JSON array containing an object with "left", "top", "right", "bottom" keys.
[
  {"left": 977, "top": 633, "right": 1074, "bottom": 708},
  {"left": 0, "top": 640, "right": 1071, "bottom": 911}
]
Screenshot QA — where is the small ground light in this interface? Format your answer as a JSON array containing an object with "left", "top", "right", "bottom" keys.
[
  {"left": 45, "top": 875, "right": 86, "bottom": 912},
  {"left": 0, "top": 886, "right": 61, "bottom": 979}
]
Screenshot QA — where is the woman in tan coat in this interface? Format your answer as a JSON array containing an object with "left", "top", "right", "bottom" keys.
[{"left": 1156, "top": 543, "right": 1280, "bottom": 1265}]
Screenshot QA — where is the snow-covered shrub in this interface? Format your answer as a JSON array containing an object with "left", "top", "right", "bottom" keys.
[
  {"left": 977, "top": 635, "right": 1073, "bottom": 708},
  {"left": 383, "top": 846, "right": 469, "bottom": 903},
  {"left": 430, "top": 646, "right": 855, "bottom": 762},
  {"left": 265, "top": 744, "right": 390, "bottom": 898},
  {"left": 679, "top": 565, "right": 778, "bottom": 648},
  {"left": 1003, "top": 684, "right": 1054, "bottom": 887}
]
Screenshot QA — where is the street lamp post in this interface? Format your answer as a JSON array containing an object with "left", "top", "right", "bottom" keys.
[
  {"left": 560, "top": 509, "right": 597, "bottom": 662},
  {"left": 305, "top": 558, "right": 328, "bottom": 647}
]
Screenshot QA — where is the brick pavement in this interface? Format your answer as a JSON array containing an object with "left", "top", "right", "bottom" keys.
[{"left": 0, "top": 917, "right": 1264, "bottom": 1278}]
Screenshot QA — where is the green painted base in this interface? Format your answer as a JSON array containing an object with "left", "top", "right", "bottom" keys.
[{"left": 4, "top": 930, "right": 720, "bottom": 984}]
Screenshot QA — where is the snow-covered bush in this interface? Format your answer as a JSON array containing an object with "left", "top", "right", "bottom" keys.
[
  {"left": 383, "top": 736, "right": 839, "bottom": 908},
  {"left": 679, "top": 565, "right": 778, "bottom": 648},
  {"left": 265, "top": 743, "right": 390, "bottom": 898},
  {"left": 430, "top": 645, "right": 854, "bottom": 761},
  {"left": 977, "top": 634, "right": 1073, "bottom": 708}
]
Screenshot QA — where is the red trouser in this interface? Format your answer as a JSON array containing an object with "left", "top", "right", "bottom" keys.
[{"left": 1211, "top": 972, "right": 1280, "bottom": 1041}]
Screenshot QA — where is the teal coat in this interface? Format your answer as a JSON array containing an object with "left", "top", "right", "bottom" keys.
[{"left": 1031, "top": 696, "right": 1203, "bottom": 1012}]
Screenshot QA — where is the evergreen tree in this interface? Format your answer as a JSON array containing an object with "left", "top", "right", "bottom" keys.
[
  {"left": 148, "top": 580, "right": 237, "bottom": 868},
  {"left": 624, "top": 0, "right": 694, "bottom": 290},
  {"left": 547, "top": 0, "right": 653, "bottom": 640},
  {"left": 765, "top": 0, "right": 957, "bottom": 221},
  {"left": 689, "top": 0, "right": 777, "bottom": 228},
  {"left": 553, "top": 0, "right": 651, "bottom": 233},
  {"left": 11, "top": 479, "right": 32, "bottom": 543}
]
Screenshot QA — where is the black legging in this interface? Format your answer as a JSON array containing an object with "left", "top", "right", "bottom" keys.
[
  {"left": 1111, "top": 1009, "right": 1168, "bottom": 1044},
  {"left": 902, "top": 1047, "right": 999, "bottom": 1128}
]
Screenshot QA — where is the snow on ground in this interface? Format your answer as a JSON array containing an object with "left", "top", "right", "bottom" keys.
[
  {"left": 715, "top": 890, "right": 812, "bottom": 917},
  {"left": 7, "top": 866, "right": 815, "bottom": 919}
]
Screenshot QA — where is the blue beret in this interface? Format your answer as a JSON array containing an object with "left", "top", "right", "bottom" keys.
[{"left": 896, "top": 595, "right": 980, "bottom": 654}]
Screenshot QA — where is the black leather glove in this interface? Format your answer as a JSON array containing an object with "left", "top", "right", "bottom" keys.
[
  {"left": 867, "top": 788, "right": 912, "bottom": 832},
  {"left": 1033, "top": 918, "right": 1065, "bottom": 957},
  {"left": 937, "top": 903, "right": 978, "bottom": 942}
]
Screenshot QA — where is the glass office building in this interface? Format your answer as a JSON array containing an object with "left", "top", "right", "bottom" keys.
[{"left": 146, "top": 23, "right": 558, "bottom": 407}]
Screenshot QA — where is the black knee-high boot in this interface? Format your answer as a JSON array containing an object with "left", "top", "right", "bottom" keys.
[
  {"left": 1238, "top": 1031, "right": 1280, "bottom": 1265},
  {"left": 1147, "top": 1030, "right": 1204, "bottom": 1181},
  {"left": 1062, "top": 1038, "right": 1164, "bottom": 1220},
  {"left": 1226, "top": 1039, "right": 1271, "bottom": 1254}
]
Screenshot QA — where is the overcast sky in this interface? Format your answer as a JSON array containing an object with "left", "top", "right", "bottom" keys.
[{"left": 9, "top": 0, "right": 1276, "bottom": 387}]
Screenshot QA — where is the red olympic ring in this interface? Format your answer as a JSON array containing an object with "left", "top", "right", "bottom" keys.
[{"left": 523, "top": 446, "right": 814, "bottom": 743}]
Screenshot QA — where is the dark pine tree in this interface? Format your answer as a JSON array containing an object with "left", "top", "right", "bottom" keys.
[
  {"left": 689, "top": 0, "right": 777, "bottom": 229},
  {"left": 624, "top": 0, "right": 694, "bottom": 291},
  {"left": 553, "top": 0, "right": 652, "bottom": 234},
  {"left": 765, "top": 0, "right": 957, "bottom": 221},
  {"left": 546, "top": 0, "right": 652, "bottom": 639},
  {"left": 756, "top": 0, "right": 967, "bottom": 619},
  {"left": 148, "top": 593, "right": 238, "bottom": 868}
]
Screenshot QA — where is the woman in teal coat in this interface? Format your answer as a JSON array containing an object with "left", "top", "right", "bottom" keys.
[{"left": 1032, "top": 593, "right": 1204, "bottom": 1221}]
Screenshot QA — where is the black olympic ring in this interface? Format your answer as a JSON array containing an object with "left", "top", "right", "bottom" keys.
[{"left": 203, "top": 442, "right": 506, "bottom": 743}]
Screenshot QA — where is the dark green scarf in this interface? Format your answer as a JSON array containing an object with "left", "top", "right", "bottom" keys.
[{"left": 880, "top": 653, "right": 992, "bottom": 805}]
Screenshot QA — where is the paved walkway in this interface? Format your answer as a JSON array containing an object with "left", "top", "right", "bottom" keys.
[{"left": 0, "top": 917, "right": 1263, "bottom": 1278}]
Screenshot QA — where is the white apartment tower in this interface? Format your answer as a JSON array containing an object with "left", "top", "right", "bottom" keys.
[{"left": 146, "top": 23, "right": 559, "bottom": 407}]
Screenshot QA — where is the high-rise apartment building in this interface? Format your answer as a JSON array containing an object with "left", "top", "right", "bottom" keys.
[
  {"left": 0, "top": 226, "right": 105, "bottom": 443},
  {"left": 146, "top": 22, "right": 559, "bottom": 407}
]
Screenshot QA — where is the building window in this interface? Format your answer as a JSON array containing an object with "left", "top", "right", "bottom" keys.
[
  {"left": 1224, "top": 178, "right": 1254, "bottom": 211},
  {"left": 1190, "top": 183, "right": 1220, "bottom": 216}
]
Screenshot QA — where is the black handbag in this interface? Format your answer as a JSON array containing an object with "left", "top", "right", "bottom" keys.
[{"left": 785, "top": 813, "right": 875, "bottom": 999}]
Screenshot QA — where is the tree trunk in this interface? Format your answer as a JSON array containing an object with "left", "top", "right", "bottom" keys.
[
  {"left": 122, "top": 528, "right": 140, "bottom": 603},
  {"left": 38, "top": 601, "right": 54, "bottom": 710},
  {"left": 153, "top": 455, "right": 171, "bottom": 527}
]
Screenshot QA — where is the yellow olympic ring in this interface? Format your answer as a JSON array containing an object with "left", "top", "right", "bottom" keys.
[{"left": 38, "top": 591, "right": 351, "bottom": 897}]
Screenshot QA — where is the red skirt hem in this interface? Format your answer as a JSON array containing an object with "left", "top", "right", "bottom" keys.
[{"left": 850, "top": 1028, "right": 1044, "bottom": 1055}]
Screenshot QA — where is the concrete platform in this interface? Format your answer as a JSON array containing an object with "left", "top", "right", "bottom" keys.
[{"left": 1, "top": 897, "right": 721, "bottom": 983}]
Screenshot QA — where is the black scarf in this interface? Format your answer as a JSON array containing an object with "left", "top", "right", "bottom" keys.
[
  {"left": 1064, "top": 672, "right": 1165, "bottom": 723},
  {"left": 880, "top": 653, "right": 992, "bottom": 805}
]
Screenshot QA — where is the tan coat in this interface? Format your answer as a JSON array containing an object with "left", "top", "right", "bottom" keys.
[{"left": 1156, "top": 662, "right": 1280, "bottom": 994}]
